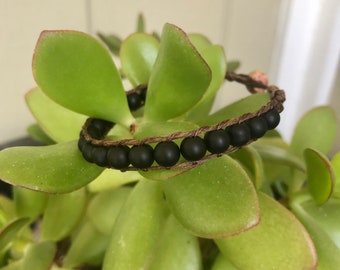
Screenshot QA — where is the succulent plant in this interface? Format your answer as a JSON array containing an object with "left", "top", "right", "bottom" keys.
[{"left": 0, "top": 16, "right": 339, "bottom": 270}]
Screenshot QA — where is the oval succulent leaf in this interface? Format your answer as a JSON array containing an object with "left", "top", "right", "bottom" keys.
[
  {"left": 63, "top": 222, "right": 109, "bottom": 268},
  {"left": 216, "top": 193, "right": 317, "bottom": 270},
  {"left": 0, "top": 217, "right": 29, "bottom": 251},
  {"left": 0, "top": 209, "right": 7, "bottom": 230},
  {"left": 120, "top": 33, "right": 159, "bottom": 86},
  {"left": 0, "top": 196, "right": 15, "bottom": 223},
  {"left": 200, "top": 45, "right": 227, "bottom": 97},
  {"left": 21, "top": 241, "right": 56, "bottom": 270},
  {"left": 186, "top": 45, "right": 227, "bottom": 121},
  {"left": 33, "top": 30, "right": 134, "bottom": 126},
  {"left": 87, "top": 187, "right": 132, "bottom": 235},
  {"left": 41, "top": 188, "right": 87, "bottom": 241},
  {"left": 143, "top": 23, "right": 212, "bottom": 121},
  {"left": 133, "top": 120, "right": 199, "bottom": 140},
  {"left": 13, "top": 187, "right": 48, "bottom": 221},
  {"left": 188, "top": 33, "right": 212, "bottom": 52},
  {"left": 304, "top": 148, "right": 335, "bottom": 205},
  {"left": 199, "top": 93, "right": 270, "bottom": 126},
  {"left": 27, "top": 124, "right": 55, "bottom": 145},
  {"left": 97, "top": 32, "right": 122, "bottom": 56},
  {"left": 0, "top": 141, "right": 104, "bottom": 193},
  {"left": 211, "top": 254, "right": 238, "bottom": 270},
  {"left": 163, "top": 156, "right": 259, "bottom": 238},
  {"left": 230, "top": 146, "right": 264, "bottom": 189},
  {"left": 26, "top": 88, "right": 87, "bottom": 143},
  {"left": 254, "top": 142, "right": 306, "bottom": 172},
  {"left": 301, "top": 197, "right": 340, "bottom": 249},
  {"left": 149, "top": 215, "right": 202, "bottom": 270},
  {"left": 291, "top": 106, "right": 337, "bottom": 157},
  {"left": 331, "top": 152, "right": 340, "bottom": 199},
  {"left": 291, "top": 194, "right": 340, "bottom": 269},
  {"left": 226, "top": 61, "right": 241, "bottom": 72},
  {"left": 87, "top": 169, "right": 142, "bottom": 193},
  {"left": 102, "top": 181, "right": 167, "bottom": 270}
]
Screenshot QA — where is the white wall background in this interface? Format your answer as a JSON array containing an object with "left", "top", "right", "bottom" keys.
[{"left": 0, "top": 0, "right": 339, "bottom": 151}]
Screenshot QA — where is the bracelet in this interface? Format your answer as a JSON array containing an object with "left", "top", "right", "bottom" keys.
[{"left": 78, "top": 71, "right": 285, "bottom": 171}]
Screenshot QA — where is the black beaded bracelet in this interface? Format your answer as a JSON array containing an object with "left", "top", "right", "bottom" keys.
[{"left": 78, "top": 71, "right": 285, "bottom": 171}]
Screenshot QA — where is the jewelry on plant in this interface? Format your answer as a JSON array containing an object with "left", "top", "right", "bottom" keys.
[{"left": 78, "top": 71, "right": 286, "bottom": 171}]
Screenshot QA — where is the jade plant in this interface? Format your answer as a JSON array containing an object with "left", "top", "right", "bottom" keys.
[{"left": 0, "top": 17, "right": 340, "bottom": 270}]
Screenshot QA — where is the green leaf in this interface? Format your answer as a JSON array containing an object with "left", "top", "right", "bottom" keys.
[
  {"left": 0, "top": 218, "right": 29, "bottom": 251},
  {"left": 256, "top": 136, "right": 289, "bottom": 149},
  {"left": 33, "top": 30, "right": 134, "bottom": 126},
  {"left": 41, "top": 188, "right": 87, "bottom": 241},
  {"left": 291, "top": 194, "right": 340, "bottom": 269},
  {"left": 97, "top": 32, "right": 122, "bottom": 56},
  {"left": 199, "top": 93, "right": 270, "bottom": 126},
  {"left": 290, "top": 106, "right": 337, "bottom": 157},
  {"left": 0, "top": 141, "right": 104, "bottom": 193},
  {"left": 253, "top": 137, "right": 298, "bottom": 187},
  {"left": 0, "top": 260, "right": 21, "bottom": 270},
  {"left": 331, "top": 152, "right": 340, "bottom": 199},
  {"left": 0, "top": 196, "right": 15, "bottom": 227},
  {"left": 139, "top": 168, "right": 190, "bottom": 182},
  {"left": 63, "top": 222, "right": 109, "bottom": 268},
  {"left": 0, "top": 194, "right": 16, "bottom": 224},
  {"left": 152, "top": 31, "right": 161, "bottom": 41},
  {"left": 226, "top": 61, "right": 241, "bottom": 72},
  {"left": 22, "top": 241, "right": 56, "bottom": 270},
  {"left": 301, "top": 197, "right": 340, "bottom": 249},
  {"left": 254, "top": 143, "right": 306, "bottom": 172},
  {"left": 188, "top": 33, "right": 212, "bottom": 52},
  {"left": 136, "top": 13, "right": 145, "bottom": 32},
  {"left": 216, "top": 193, "right": 317, "bottom": 270},
  {"left": 87, "top": 169, "right": 141, "bottom": 193},
  {"left": 187, "top": 98, "right": 216, "bottom": 124},
  {"left": 102, "top": 181, "right": 167, "bottom": 270},
  {"left": 149, "top": 215, "right": 202, "bottom": 270},
  {"left": 27, "top": 124, "right": 55, "bottom": 145},
  {"left": 163, "top": 156, "right": 259, "bottom": 238},
  {"left": 304, "top": 148, "right": 335, "bottom": 205},
  {"left": 0, "top": 211, "right": 7, "bottom": 230},
  {"left": 186, "top": 45, "right": 227, "bottom": 122},
  {"left": 108, "top": 123, "right": 132, "bottom": 139},
  {"left": 143, "top": 23, "right": 211, "bottom": 121},
  {"left": 211, "top": 254, "right": 238, "bottom": 270},
  {"left": 134, "top": 121, "right": 199, "bottom": 140},
  {"left": 26, "top": 88, "right": 86, "bottom": 143},
  {"left": 87, "top": 187, "right": 132, "bottom": 235},
  {"left": 120, "top": 33, "right": 159, "bottom": 86},
  {"left": 13, "top": 187, "right": 48, "bottom": 221},
  {"left": 230, "top": 146, "right": 264, "bottom": 189}
]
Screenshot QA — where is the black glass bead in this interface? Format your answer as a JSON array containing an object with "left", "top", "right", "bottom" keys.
[
  {"left": 129, "top": 144, "right": 154, "bottom": 169},
  {"left": 263, "top": 109, "right": 280, "bottom": 129},
  {"left": 81, "top": 142, "right": 95, "bottom": 163},
  {"left": 180, "top": 136, "right": 206, "bottom": 161},
  {"left": 91, "top": 146, "right": 109, "bottom": 167},
  {"left": 247, "top": 116, "right": 268, "bottom": 139},
  {"left": 154, "top": 141, "right": 180, "bottom": 167},
  {"left": 204, "top": 129, "right": 230, "bottom": 154},
  {"left": 127, "top": 92, "right": 143, "bottom": 111},
  {"left": 107, "top": 145, "right": 130, "bottom": 169},
  {"left": 228, "top": 123, "right": 251, "bottom": 146},
  {"left": 87, "top": 119, "right": 113, "bottom": 139},
  {"left": 78, "top": 133, "right": 87, "bottom": 151}
]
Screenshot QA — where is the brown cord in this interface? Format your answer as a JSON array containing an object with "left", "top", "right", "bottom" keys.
[{"left": 81, "top": 71, "right": 285, "bottom": 171}]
